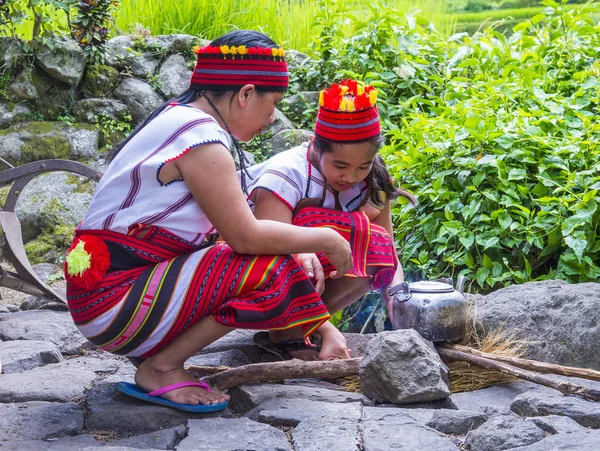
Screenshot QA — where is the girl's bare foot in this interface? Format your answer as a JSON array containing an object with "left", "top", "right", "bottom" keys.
[{"left": 134, "top": 356, "right": 229, "bottom": 406}]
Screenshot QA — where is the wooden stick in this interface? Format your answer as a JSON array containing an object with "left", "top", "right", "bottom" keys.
[
  {"left": 186, "top": 365, "right": 231, "bottom": 377},
  {"left": 443, "top": 344, "right": 600, "bottom": 382},
  {"left": 436, "top": 346, "right": 600, "bottom": 402},
  {"left": 202, "top": 358, "right": 362, "bottom": 390}
]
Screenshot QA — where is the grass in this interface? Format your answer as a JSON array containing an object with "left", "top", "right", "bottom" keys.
[
  {"left": 114, "top": 0, "right": 457, "bottom": 55},
  {"left": 455, "top": 1, "right": 600, "bottom": 32}
]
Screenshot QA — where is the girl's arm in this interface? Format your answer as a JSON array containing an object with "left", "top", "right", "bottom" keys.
[{"left": 173, "top": 143, "right": 352, "bottom": 278}]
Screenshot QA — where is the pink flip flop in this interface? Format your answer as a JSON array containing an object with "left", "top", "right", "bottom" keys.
[{"left": 117, "top": 381, "right": 228, "bottom": 413}]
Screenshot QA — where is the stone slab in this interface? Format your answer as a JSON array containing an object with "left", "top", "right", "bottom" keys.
[
  {"left": 0, "top": 310, "right": 91, "bottom": 355},
  {"left": 426, "top": 409, "right": 488, "bottom": 435},
  {"left": 0, "top": 434, "right": 100, "bottom": 450},
  {"left": 228, "top": 382, "right": 372, "bottom": 414},
  {"left": 0, "top": 364, "right": 97, "bottom": 402},
  {"left": 186, "top": 349, "right": 250, "bottom": 368},
  {"left": 527, "top": 415, "right": 583, "bottom": 434},
  {"left": 85, "top": 382, "right": 230, "bottom": 436},
  {"left": 249, "top": 398, "right": 362, "bottom": 427},
  {"left": 0, "top": 401, "right": 84, "bottom": 441},
  {"left": 292, "top": 421, "right": 359, "bottom": 451},
  {"left": 464, "top": 415, "right": 546, "bottom": 450},
  {"left": 110, "top": 425, "right": 186, "bottom": 450},
  {"left": 450, "top": 381, "right": 540, "bottom": 413},
  {"left": 511, "top": 391, "right": 600, "bottom": 428},
  {"left": 510, "top": 429, "right": 600, "bottom": 450},
  {"left": 177, "top": 418, "right": 290, "bottom": 451},
  {"left": 0, "top": 340, "right": 62, "bottom": 373}
]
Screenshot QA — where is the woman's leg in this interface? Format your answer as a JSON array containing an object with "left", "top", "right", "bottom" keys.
[{"left": 135, "top": 318, "right": 233, "bottom": 406}]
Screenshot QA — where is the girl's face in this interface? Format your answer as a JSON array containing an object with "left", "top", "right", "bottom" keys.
[{"left": 314, "top": 140, "right": 378, "bottom": 192}]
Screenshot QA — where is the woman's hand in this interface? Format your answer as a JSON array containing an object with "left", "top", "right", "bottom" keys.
[
  {"left": 322, "top": 230, "right": 353, "bottom": 279},
  {"left": 296, "top": 253, "right": 325, "bottom": 295},
  {"left": 317, "top": 322, "right": 351, "bottom": 360}
]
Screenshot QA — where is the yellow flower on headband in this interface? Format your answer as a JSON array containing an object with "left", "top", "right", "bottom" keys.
[
  {"left": 357, "top": 85, "right": 365, "bottom": 95},
  {"left": 340, "top": 97, "right": 356, "bottom": 112},
  {"left": 319, "top": 90, "right": 325, "bottom": 106},
  {"left": 220, "top": 45, "right": 231, "bottom": 54},
  {"left": 271, "top": 48, "right": 285, "bottom": 57},
  {"left": 229, "top": 46, "right": 238, "bottom": 55},
  {"left": 368, "top": 89, "right": 377, "bottom": 105},
  {"left": 237, "top": 45, "right": 248, "bottom": 55},
  {"left": 340, "top": 85, "right": 349, "bottom": 95}
]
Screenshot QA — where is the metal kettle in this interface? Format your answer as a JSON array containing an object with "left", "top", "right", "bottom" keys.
[{"left": 388, "top": 276, "right": 467, "bottom": 342}]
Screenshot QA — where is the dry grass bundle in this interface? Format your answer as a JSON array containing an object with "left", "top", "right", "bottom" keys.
[
  {"left": 447, "top": 303, "right": 531, "bottom": 393},
  {"left": 340, "top": 303, "right": 533, "bottom": 394}
]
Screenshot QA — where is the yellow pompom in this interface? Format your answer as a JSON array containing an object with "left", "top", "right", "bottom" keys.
[
  {"left": 340, "top": 86, "right": 349, "bottom": 95},
  {"left": 319, "top": 90, "right": 325, "bottom": 106},
  {"left": 66, "top": 241, "right": 91, "bottom": 277},
  {"left": 369, "top": 89, "right": 377, "bottom": 105},
  {"left": 237, "top": 45, "right": 248, "bottom": 55},
  {"left": 346, "top": 98, "right": 356, "bottom": 112},
  {"left": 229, "top": 46, "right": 238, "bottom": 55},
  {"left": 220, "top": 45, "right": 230, "bottom": 54},
  {"left": 357, "top": 84, "right": 365, "bottom": 95}
]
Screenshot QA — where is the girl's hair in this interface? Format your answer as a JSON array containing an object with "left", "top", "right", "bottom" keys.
[
  {"left": 312, "top": 136, "right": 417, "bottom": 207},
  {"left": 106, "top": 30, "right": 279, "bottom": 164}
]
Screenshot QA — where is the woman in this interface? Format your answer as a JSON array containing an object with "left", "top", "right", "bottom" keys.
[{"left": 63, "top": 31, "right": 353, "bottom": 412}]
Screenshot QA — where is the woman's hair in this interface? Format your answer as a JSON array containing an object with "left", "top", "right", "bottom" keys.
[
  {"left": 106, "top": 30, "right": 279, "bottom": 164},
  {"left": 312, "top": 135, "right": 417, "bottom": 207}
]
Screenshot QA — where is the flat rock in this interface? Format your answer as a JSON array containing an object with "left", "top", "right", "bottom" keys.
[
  {"left": 511, "top": 391, "right": 600, "bottom": 428},
  {"left": 54, "top": 354, "right": 130, "bottom": 375},
  {"left": 198, "top": 329, "right": 263, "bottom": 362},
  {"left": 0, "top": 308, "right": 91, "bottom": 355},
  {"left": 85, "top": 382, "right": 230, "bottom": 436},
  {"left": 359, "top": 329, "right": 450, "bottom": 404},
  {"left": 177, "top": 418, "right": 290, "bottom": 451},
  {"left": 450, "top": 381, "right": 539, "bottom": 414},
  {"left": 363, "top": 405, "right": 438, "bottom": 425},
  {"left": 0, "top": 401, "right": 83, "bottom": 441},
  {"left": 362, "top": 406, "right": 457, "bottom": 451},
  {"left": 0, "top": 364, "right": 97, "bottom": 402},
  {"left": 527, "top": 415, "right": 583, "bottom": 434},
  {"left": 510, "top": 429, "right": 600, "bottom": 450},
  {"left": 249, "top": 398, "right": 362, "bottom": 427},
  {"left": 0, "top": 340, "right": 62, "bottom": 373},
  {"left": 426, "top": 409, "right": 488, "bottom": 435},
  {"left": 0, "top": 434, "right": 100, "bottom": 450},
  {"left": 110, "top": 425, "right": 186, "bottom": 450},
  {"left": 464, "top": 415, "right": 546, "bottom": 450},
  {"left": 292, "top": 421, "right": 360, "bottom": 451},
  {"left": 228, "top": 382, "right": 372, "bottom": 414}
]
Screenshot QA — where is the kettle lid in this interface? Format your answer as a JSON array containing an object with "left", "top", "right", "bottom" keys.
[{"left": 409, "top": 281, "right": 454, "bottom": 293}]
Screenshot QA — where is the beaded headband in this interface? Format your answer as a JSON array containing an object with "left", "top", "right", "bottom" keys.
[
  {"left": 190, "top": 44, "right": 289, "bottom": 92},
  {"left": 314, "top": 79, "right": 380, "bottom": 143}
]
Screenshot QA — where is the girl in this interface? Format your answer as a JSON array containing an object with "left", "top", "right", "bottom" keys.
[
  {"left": 63, "top": 31, "right": 353, "bottom": 412},
  {"left": 246, "top": 79, "right": 413, "bottom": 360}
]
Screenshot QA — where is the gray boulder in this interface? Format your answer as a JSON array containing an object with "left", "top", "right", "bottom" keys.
[
  {"left": 266, "top": 109, "right": 295, "bottom": 136},
  {"left": 0, "top": 339, "right": 63, "bottom": 373},
  {"left": 105, "top": 36, "right": 136, "bottom": 69},
  {"left": 109, "top": 425, "right": 186, "bottom": 450},
  {"left": 158, "top": 54, "right": 192, "bottom": 99},
  {"left": 280, "top": 91, "right": 319, "bottom": 119},
  {"left": 114, "top": 78, "right": 164, "bottom": 124},
  {"left": 7, "top": 66, "right": 52, "bottom": 100},
  {"left": 0, "top": 121, "right": 99, "bottom": 167},
  {"left": 286, "top": 50, "right": 311, "bottom": 71},
  {"left": 269, "top": 129, "right": 312, "bottom": 155},
  {"left": 511, "top": 429, "right": 600, "bottom": 450},
  {"left": 81, "top": 64, "right": 120, "bottom": 98},
  {"left": 426, "top": 409, "right": 488, "bottom": 435},
  {"left": 527, "top": 415, "right": 583, "bottom": 434},
  {"left": 15, "top": 171, "right": 95, "bottom": 243},
  {"left": 464, "top": 415, "right": 546, "bottom": 450},
  {"left": 73, "top": 98, "right": 130, "bottom": 124},
  {"left": 0, "top": 37, "right": 25, "bottom": 72},
  {"left": 33, "top": 85, "right": 77, "bottom": 120},
  {"left": 35, "top": 38, "right": 86, "bottom": 87},
  {"left": 359, "top": 329, "right": 450, "bottom": 404},
  {"left": 146, "top": 34, "right": 206, "bottom": 54},
  {"left": 129, "top": 52, "right": 160, "bottom": 78},
  {"left": 471, "top": 280, "right": 600, "bottom": 369},
  {"left": 0, "top": 101, "right": 31, "bottom": 129}
]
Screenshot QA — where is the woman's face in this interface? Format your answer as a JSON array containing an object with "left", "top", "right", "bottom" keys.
[
  {"left": 235, "top": 88, "right": 285, "bottom": 142},
  {"left": 315, "top": 141, "right": 378, "bottom": 192}
]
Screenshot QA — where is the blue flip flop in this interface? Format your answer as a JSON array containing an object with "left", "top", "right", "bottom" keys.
[{"left": 117, "top": 381, "right": 228, "bottom": 413}]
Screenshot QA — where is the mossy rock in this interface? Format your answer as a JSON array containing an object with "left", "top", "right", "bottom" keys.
[
  {"left": 24, "top": 223, "right": 75, "bottom": 265},
  {"left": 81, "top": 65, "right": 120, "bottom": 98},
  {"left": 33, "top": 86, "right": 77, "bottom": 121},
  {"left": 0, "top": 121, "right": 100, "bottom": 165}
]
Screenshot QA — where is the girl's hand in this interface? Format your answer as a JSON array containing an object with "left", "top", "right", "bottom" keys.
[
  {"left": 318, "top": 325, "right": 351, "bottom": 360},
  {"left": 296, "top": 253, "right": 325, "bottom": 295},
  {"left": 323, "top": 231, "right": 352, "bottom": 279}
]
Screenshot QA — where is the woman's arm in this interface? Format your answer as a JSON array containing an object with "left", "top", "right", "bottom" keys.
[{"left": 174, "top": 143, "right": 351, "bottom": 276}]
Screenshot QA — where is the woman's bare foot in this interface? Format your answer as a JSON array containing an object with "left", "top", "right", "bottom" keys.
[{"left": 135, "top": 356, "right": 230, "bottom": 406}]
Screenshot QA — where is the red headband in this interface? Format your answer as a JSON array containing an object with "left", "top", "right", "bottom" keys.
[
  {"left": 190, "top": 45, "right": 289, "bottom": 92},
  {"left": 314, "top": 79, "right": 381, "bottom": 143}
]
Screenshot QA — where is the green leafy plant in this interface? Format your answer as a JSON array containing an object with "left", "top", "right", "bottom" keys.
[
  {"left": 95, "top": 112, "right": 132, "bottom": 151},
  {"left": 71, "top": 0, "right": 118, "bottom": 64}
]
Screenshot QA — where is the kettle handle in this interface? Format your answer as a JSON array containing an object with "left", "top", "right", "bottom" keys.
[
  {"left": 456, "top": 275, "right": 468, "bottom": 294},
  {"left": 388, "top": 282, "right": 412, "bottom": 302}
]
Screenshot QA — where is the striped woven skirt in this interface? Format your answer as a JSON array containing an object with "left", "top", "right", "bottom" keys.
[{"left": 66, "top": 208, "right": 397, "bottom": 358}]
